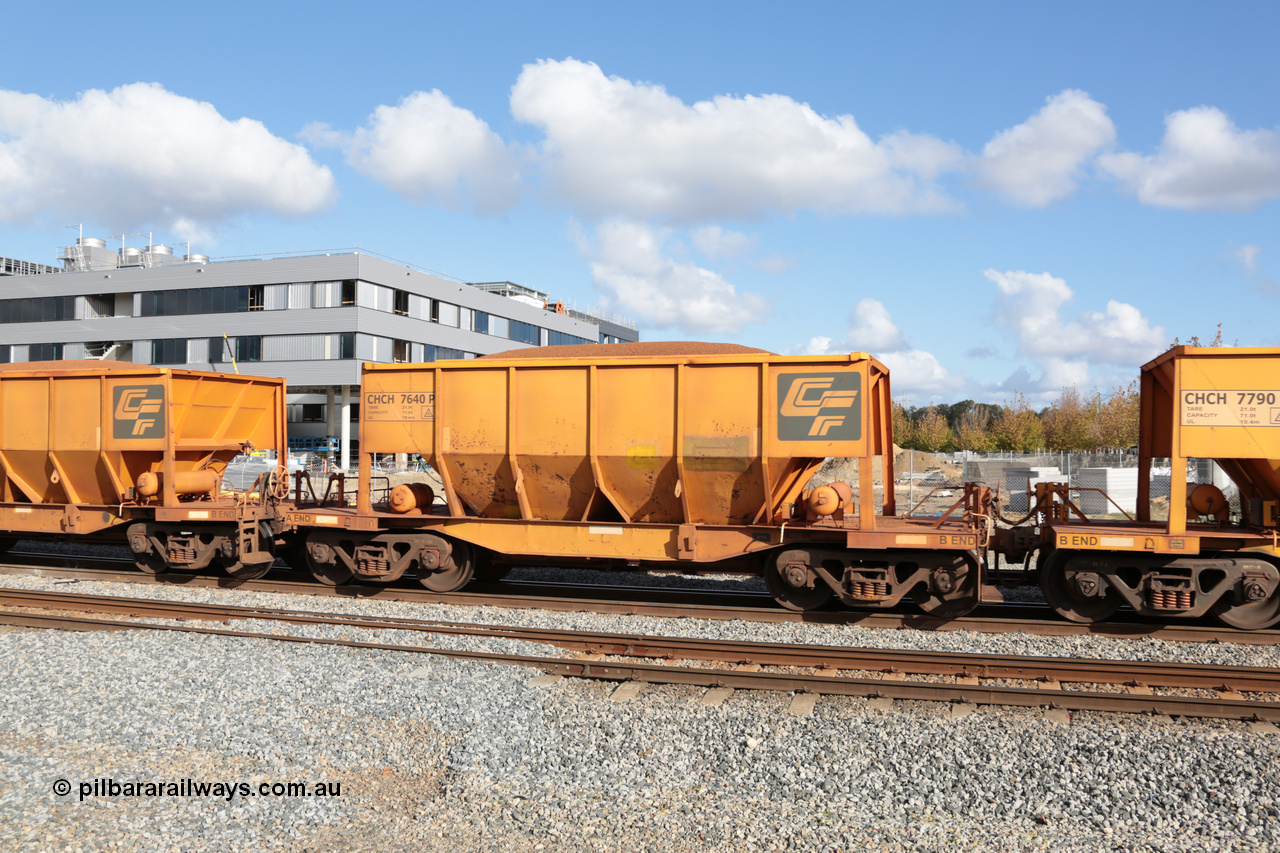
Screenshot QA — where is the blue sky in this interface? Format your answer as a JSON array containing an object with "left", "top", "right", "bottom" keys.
[{"left": 3, "top": 1, "right": 1278, "bottom": 404}]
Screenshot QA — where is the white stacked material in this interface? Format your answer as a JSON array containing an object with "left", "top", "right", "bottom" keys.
[
  {"left": 1004, "top": 467, "right": 1065, "bottom": 513},
  {"left": 1075, "top": 468, "right": 1139, "bottom": 515}
]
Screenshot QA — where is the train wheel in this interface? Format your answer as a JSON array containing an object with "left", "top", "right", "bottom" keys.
[
  {"left": 764, "top": 551, "right": 834, "bottom": 612},
  {"left": 419, "top": 539, "right": 475, "bottom": 592},
  {"left": 1212, "top": 587, "right": 1280, "bottom": 630},
  {"left": 912, "top": 558, "right": 979, "bottom": 618},
  {"left": 133, "top": 552, "right": 169, "bottom": 575},
  {"left": 304, "top": 536, "right": 354, "bottom": 586},
  {"left": 127, "top": 523, "right": 168, "bottom": 574},
  {"left": 218, "top": 524, "right": 276, "bottom": 581},
  {"left": 1041, "top": 554, "right": 1121, "bottom": 623}
]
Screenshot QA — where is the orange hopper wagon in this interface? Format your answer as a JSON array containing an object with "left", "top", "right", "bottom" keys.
[
  {"left": 0, "top": 360, "right": 288, "bottom": 578},
  {"left": 290, "top": 343, "right": 992, "bottom": 614}
]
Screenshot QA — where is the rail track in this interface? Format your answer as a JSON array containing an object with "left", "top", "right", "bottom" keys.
[
  {"left": 4, "top": 586, "right": 1280, "bottom": 722},
  {"left": 3, "top": 551, "right": 1279, "bottom": 645}
]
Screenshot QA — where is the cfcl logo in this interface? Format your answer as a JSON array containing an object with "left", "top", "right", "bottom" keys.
[
  {"left": 777, "top": 373, "right": 861, "bottom": 441},
  {"left": 112, "top": 385, "right": 166, "bottom": 439}
]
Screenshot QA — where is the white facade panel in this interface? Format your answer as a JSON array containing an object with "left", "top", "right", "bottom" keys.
[
  {"left": 314, "top": 281, "right": 340, "bottom": 308},
  {"left": 436, "top": 301, "right": 459, "bottom": 327},
  {"left": 265, "top": 283, "right": 289, "bottom": 310},
  {"left": 288, "top": 283, "right": 312, "bottom": 309},
  {"left": 264, "top": 334, "right": 325, "bottom": 361},
  {"left": 409, "top": 293, "right": 428, "bottom": 319},
  {"left": 187, "top": 338, "right": 209, "bottom": 363}
]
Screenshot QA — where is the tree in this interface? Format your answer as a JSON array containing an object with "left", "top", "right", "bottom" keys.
[
  {"left": 991, "top": 394, "right": 1043, "bottom": 452},
  {"left": 914, "top": 406, "right": 953, "bottom": 451},
  {"left": 1172, "top": 323, "right": 1234, "bottom": 348},
  {"left": 891, "top": 402, "right": 917, "bottom": 449},
  {"left": 1041, "top": 386, "right": 1097, "bottom": 451},
  {"left": 955, "top": 407, "right": 997, "bottom": 453},
  {"left": 1095, "top": 381, "right": 1140, "bottom": 450}
]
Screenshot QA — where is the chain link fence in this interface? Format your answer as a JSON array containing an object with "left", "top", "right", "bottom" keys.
[{"left": 813, "top": 451, "right": 1240, "bottom": 522}]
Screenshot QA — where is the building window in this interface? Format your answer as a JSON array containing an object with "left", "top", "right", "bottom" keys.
[
  {"left": 151, "top": 339, "right": 187, "bottom": 365},
  {"left": 302, "top": 403, "right": 325, "bottom": 422},
  {"left": 209, "top": 336, "right": 227, "bottom": 363},
  {"left": 85, "top": 294, "right": 115, "bottom": 318},
  {"left": 235, "top": 336, "right": 262, "bottom": 362},
  {"left": 548, "top": 331, "right": 592, "bottom": 346},
  {"left": 139, "top": 285, "right": 262, "bottom": 317},
  {"left": 510, "top": 320, "right": 539, "bottom": 345},
  {"left": 393, "top": 339, "right": 411, "bottom": 363},
  {"left": 341, "top": 280, "right": 356, "bottom": 306},
  {"left": 0, "top": 296, "right": 76, "bottom": 324},
  {"left": 29, "top": 342, "right": 64, "bottom": 361},
  {"left": 393, "top": 289, "right": 409, "bottom": 316},
  {"left": 248, "top": 285, "right": 265, "bottom": 311},
  {"left": 434, "top": 347, "right": 468, "bottom": 360},
  {"left": 338, "top": 332, "right": 355, "bottom": 359},
  {"left": 0, "top": 345, "right": 10, "bottom": 363},
  {"left": 473, "top": 311, "right": 489, "bottom": 334}
]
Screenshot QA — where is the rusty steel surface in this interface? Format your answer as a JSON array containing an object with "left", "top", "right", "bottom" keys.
[
  {"left": 1139, "top": 346, "right": 1280, "bottom": 537},
  {"left": 4, "top": 558, "right": 1280, "bottom": 645},
  {"left": 5, "top": 586, "right": 1280, "bottom": 693},
  {"left": 357, "top": 350, "right": 896, "bottom": 530},
  {"left": 0, "top": 361, "right": 287, "bottom": 515},
  {"left": 2, "top": 600, "right": 1278, "bottom": 722}
]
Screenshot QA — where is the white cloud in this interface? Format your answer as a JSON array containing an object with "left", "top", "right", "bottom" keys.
[
  {"left": 846, "top": 297, "right": 908, "bottom": 352},
  {"left": 692, "top": 225, "right": 754, "bottom": 258},
  {"left": 1235, "top": 244, "right": 1261, "bottom": 276},
  {"left": 510, "top": 58, "right": 964, "bottom": 221},
  {"left": 983, "top": 268, "right": 1166, "bottom": 389},
  {"left": 1099, "top": 107, "right": 1280, "bottom": 211},
  {"left": 577, "top": 219, "right": 769, "bottom": 335},
  {"left": 308, "top": 90, "right": 525, "bottom": 214},
  {"left": 972, "top": 90, "right": 1115, "bottom": 206},
  {"left": 788, "top": 298, "right": 967, "bottom": 401},
  {"left": 0, "top": 83, "right": 335, "bottom": 234}
]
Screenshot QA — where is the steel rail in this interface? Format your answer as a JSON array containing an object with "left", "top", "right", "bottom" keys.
[
  {"left": 1, "top": 607, "right": 1277, "bottom": 722},
  {"left": 4, "top": 588, "right": 1280, "bottom": 693},
  {"left": 4, "top": 560, "right": 1279, "bottom": 645}
]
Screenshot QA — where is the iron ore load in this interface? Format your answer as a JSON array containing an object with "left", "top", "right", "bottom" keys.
[{"left": 2, "top": 343, "right": 1279, "bottom": 629}]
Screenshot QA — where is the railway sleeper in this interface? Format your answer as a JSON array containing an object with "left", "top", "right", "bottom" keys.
[
  {"left": 303, "top": 530, "right": 476, "bottom": 592},
  {"left": 125, "top": 520, "right": 275, "bottom": 580},
  {"left": 766, "top": 547, "right": 979, "bottom": 617},
  {"left": 1043, "top": 551, "right": 1280, "bottom": 629}
]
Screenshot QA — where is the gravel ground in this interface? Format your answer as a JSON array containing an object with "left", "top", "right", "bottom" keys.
[{"left": 2, "top": 560, "right": 1278, "bottom": 851}]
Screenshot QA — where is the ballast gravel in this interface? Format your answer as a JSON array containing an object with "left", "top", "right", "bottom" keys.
[{"left": 1, "top": 574, "right": 1278, "bottom": 851}]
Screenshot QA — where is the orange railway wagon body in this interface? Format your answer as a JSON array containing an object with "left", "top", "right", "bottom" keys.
[
  {"left": 0, "top": 360, "right": 288, "bottom": 578},
  {"left": 291, "top": 344, "right": 990, "bottom": 614},
  {"left": 1030, "top": 347, "right": 1280, "bottom": 629}
]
